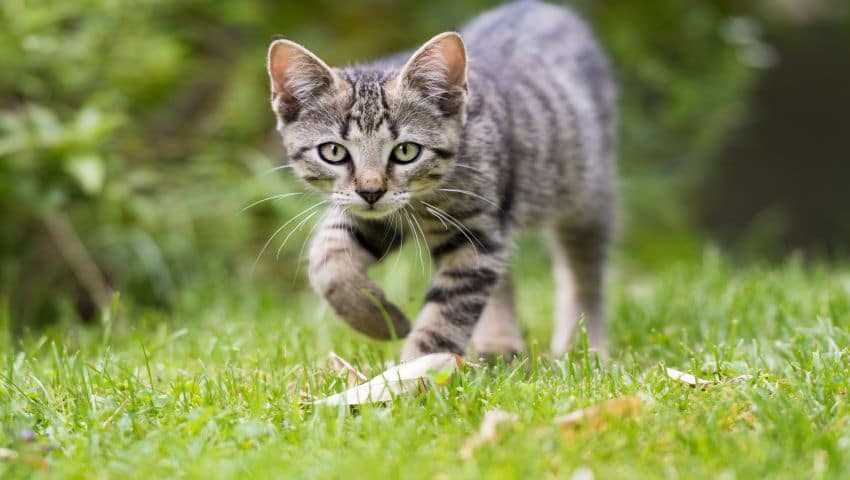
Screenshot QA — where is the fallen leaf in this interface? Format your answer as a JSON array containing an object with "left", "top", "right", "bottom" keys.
[
  {"left": 287, "top": 380, "right": 312, "bottom": 402},
  {"left": 728, "top": 374, "right": 754, "bottom": 384},
  {"left": 312, "top": 353, "right": 464, "bottom": 406},
  {"left": 665, "top": 367, "right": 754, "bottom": 388},
  {"left": 570, "top": 466, "right": 594, "bottom": 480},
  {"left": 665, "top": 368, "right": 713, "bottom": 387},
  {"left": 460, "top": 409, "right": 519, "bottom": 459},
  {"left": 0, "top": 448, "right": 18, "bottom": 461},
  {"left": 0, "top": 447, "right": 47, "bottom": 470},
  {"left": 555, "top": 396, "right": 643, "bottom": 433},
  {"left": 327, "top": 351, "right": 368, "bottom": 388}
]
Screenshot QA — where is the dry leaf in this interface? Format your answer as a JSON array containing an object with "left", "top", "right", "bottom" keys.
[
  {"left": 570, "top": 467, "right": 594, "bottom": 480},
  {"left": 0, "top": 447, "right": 47, "bottom": 470},
  {"left": 287, "top": 380, "right": 312, "bottom": 403},
  {"left": 665, "top": 368, "right": 713, "bottom": 387},
  {"left": 327, "top": 351, "right": 368, "bottom": 388},
  {"left": 313, "top": 353, "right": 463, "bottom": 406},
  {"left": 555, "top": 396, "right": 643, "bottom": 433},
  {"left": 0, "top": 448, "right": 18, "bottom": 461},
  {"left": 666, "top": 367, "right": 754, "bottom": 388},
  {"left": 460, "top": 409, "right": 519, "bottom": 459}
]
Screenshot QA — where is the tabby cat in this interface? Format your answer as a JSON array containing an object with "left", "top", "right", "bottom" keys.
[{"left": 265, "top": 0, "right": 616, "bottom": 360}]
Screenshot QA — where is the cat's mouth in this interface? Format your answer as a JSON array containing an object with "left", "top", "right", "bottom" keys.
[{"left": 346, "top": 202, "right": 404, "bottom": 220}]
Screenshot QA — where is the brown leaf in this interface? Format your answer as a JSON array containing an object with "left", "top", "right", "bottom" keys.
[
  {"left": 460, "top": 409, "right": 519, "bottom": 459},
  {"left": 555, "top": 396, "right": 643, "bottom": 434},
  {"left": 287, "top": 380, "right": 312, "bottom": 403},
  {"left": 327, "top": 351, "right": 368, "bottom": 388}
]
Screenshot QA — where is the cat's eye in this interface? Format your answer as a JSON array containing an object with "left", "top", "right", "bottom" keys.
[
  {"left": 390, "top": 142, "right": 421, "bottom": 164},
  {"left": 318, "top": 142, "right": 350, "bottom": 164}
]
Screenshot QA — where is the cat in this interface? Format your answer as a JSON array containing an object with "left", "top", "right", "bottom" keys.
[{"left": 265, "top": 0, "right": 617, "bottom": 361}]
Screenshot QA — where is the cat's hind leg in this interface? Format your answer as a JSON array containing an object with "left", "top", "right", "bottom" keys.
[{"left": 547, "top": 219, "right": 610, "bottom": 357}]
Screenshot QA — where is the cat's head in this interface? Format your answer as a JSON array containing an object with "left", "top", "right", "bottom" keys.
[{"left": 266, "top": 33, "right": 468, "bottom": 219}]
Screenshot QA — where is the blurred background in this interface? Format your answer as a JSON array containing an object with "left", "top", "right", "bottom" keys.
[{"left": 2, "top": 0, "right": 848, "bottom": 330}]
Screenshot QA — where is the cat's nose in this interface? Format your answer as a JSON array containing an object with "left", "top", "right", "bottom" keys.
[{"left": 356, "top": 188, "right": 386, "bottom": 205}]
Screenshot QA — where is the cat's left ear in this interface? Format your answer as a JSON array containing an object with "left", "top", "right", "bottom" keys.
[{"left": 396, "top": 32, "right": 468, "bottom": 116}]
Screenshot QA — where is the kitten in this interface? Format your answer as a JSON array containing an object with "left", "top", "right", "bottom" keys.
[{"left": 266, "top": 0, "right": 616, "bottom": 360}]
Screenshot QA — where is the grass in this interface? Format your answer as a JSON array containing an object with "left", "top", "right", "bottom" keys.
[{"left": 2, "top": 243, "right": 850, "bottom": 479}]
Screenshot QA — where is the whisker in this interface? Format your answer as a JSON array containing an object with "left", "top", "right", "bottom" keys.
[
  {"left": 404, "top": 210, "right": 423, "bottom": 275},
  {"left": 390, "top": 211, "right": 405, "bottom": 271},
  {"left": 377, "top": 210, "right": 400, "bottom": 263},
  {"left": 437, "top": 188, "right": 499, "bottom": 209},
  {"left": 420, "top": 201, "right": 484, "bottom": 261},
  {"left": 427, "top": 208, "right": 481, "bottom": 262},
  {"left": 260, "top": 164, "right": 295, "bottom": 176},
  {"left": 276, "top": 210, "right": 320, "bottom": 259},
  {"left": 408, "top": 209, "right": 432, "bottom": 278},
  {"left": 427, "top": 207, "right": 450, "bottom": 231},
  {"left": 420, "top": 201, "right": 481, "bottom": 243},
  {"left": 296, "top": 206, "right": 332, "bottom": 277},
  {"left": 403, "top": 208, "right": 425, "bottom": 276},
  {"left": 252, "top": 200, "right": 327, "bottom": 271},
  {"left": 240, "top": 192, "right": 303, "bottom": 213}
]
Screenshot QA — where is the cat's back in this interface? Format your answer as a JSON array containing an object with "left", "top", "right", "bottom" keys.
[
  {"left": 463, "top": 2, "right": 588, "bottom": 52},
  {"left": 458, "top": 1, "right": 617, "bottom": 226},
  {"left": 461, "top": 1, "right": 609, "bottom": 80},
  {"left": 461, "top": 0, "right": 615, "bottom": 128}
]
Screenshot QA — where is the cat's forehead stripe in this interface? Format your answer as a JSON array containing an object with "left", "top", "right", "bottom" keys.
[{"left": 339, "top": 70, "right": 397, "bottom": 139}]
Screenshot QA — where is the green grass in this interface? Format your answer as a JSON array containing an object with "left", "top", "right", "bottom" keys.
[{"left": 2, "top": 245, "right": 850, "bottom": 479}]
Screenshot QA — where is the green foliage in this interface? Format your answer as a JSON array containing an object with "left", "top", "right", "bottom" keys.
[
  {"left": 582, "top": 1, "right": 760, "bottom": 265},
  {"left": 588, "top": 1, "right": 757, "bottom": 173},
  {"left": 0, "top": 0, "right": 761, "bottom": 323}
]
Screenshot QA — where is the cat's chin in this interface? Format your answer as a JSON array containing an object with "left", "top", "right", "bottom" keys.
[{"left": 346, "top": 204, "right": 402, "bottom": 220}]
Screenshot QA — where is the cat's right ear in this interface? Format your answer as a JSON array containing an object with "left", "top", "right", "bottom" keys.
[
  {"left": 267, "top": 39, "right": 338, "bottom": 121},
  {"left": 395, "top": 32, "right": 468, "bottom": 117}
]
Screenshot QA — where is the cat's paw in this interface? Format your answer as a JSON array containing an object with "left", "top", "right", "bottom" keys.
[
  {"left": 324, "top": 282, "right": 411, "bottom": 340},
  {"left": 476, "top": 350, "right": 523, "bottom": 365},
  {"left": 399, "top": 340, "right": 429, "bottom": 363},
  {"left": 470, "top": 324, "right": 525, "bottom": 362}
]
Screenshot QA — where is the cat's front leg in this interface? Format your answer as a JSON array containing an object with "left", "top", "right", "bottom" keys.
[
  {"left": 308, "top": 211, "right": 410, "bottom": 339},
  {"left": 400, "top": 239, "right": 507, "bottom": 361}
]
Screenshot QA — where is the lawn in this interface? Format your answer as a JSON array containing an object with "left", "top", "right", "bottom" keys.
[{"left": 2, "top": 244, "right": 850, "bottom": 479}]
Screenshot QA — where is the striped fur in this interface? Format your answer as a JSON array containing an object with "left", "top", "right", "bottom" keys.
[{"left": 267, "top": 1, "right": 617, "bottom": 360}]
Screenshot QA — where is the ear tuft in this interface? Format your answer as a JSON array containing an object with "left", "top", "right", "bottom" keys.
[
  {"left": 267, "top": 39, "right": 337, "bottom": 120},
  {"left": 397, "top": 32, "right": 468, "bottom": 116}
]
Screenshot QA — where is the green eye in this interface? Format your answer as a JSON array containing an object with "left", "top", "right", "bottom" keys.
[
  {"left": 390, "top": 142, "right": 421, "bottom": 164},
  {"left": 318, "top": 143, "right": 349, "bottom": 164}
]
